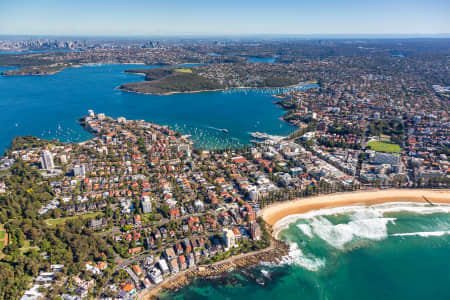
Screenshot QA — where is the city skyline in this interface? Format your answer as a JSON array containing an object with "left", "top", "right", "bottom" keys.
[{"left": 1, "top": 0, "right": 449, "bottom": 36}]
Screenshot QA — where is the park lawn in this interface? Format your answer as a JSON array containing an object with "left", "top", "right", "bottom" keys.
[
  {"left": 368, "top": 141, "right": 401, "bottom": 153},
  {"left": 46, "top": 212, "right": 104, "bottom": 226},
  {"left": 141, "top": 212, "right": 162, "bottom": 224},
  {"left": 0, "top": 240, "right": 4, "bottom": 250},
  {"left": 0, "top": 231, "right": 5, "bottom": 239},
  {"left": 175, "top": 68, "right": 193, "bottom": 73}
]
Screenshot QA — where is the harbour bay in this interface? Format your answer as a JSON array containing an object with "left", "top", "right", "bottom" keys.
[{"left": 0, "top": 63, "right": 295, "bottom": 153}]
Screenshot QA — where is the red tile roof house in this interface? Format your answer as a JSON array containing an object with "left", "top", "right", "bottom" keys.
[
  {"left": 178, "top": 255, "right": 187, "bottom": 270},
  {"left": 128, "top": 247, "right": 142, "bottom": 255},
  {"left": 132, "top": 231, "right": 141, "bottom": 241},
  {"left": 132, "top": 264, "right": 142, "bottom": 276},
  {"left": 232, "top": 157, "right": 247, "bottom": 164},
  {"left": 169, "top": 207, "right": 180, "bottom": 218}
]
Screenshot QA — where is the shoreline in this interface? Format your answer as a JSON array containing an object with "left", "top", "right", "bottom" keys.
[
  {"left": 138, "top": 188, "right": 450, "bottom": 300},
  {"left": 117, "top": 81, "right": 317, "bottom": 96},
  {"left": 138, "top": 240, "right": 288, "bottom": 300},
  {"left": 260, "top": 188, "right": 450, "bottom": 227}
]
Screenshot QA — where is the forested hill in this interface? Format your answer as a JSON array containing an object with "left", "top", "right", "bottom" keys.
[
  {"left": 0, "top": 161, "right": 114, "bottom": 299},
  {"left": 119, "top": 63, "right": 304, "bottom": 95}
]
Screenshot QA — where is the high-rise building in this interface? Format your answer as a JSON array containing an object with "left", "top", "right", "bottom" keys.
[
  {"left": 141, "top": 196, "right": 152, "bottom": 214},
  {"left": 60, "top": 154, "right": 67, "bottom": 164},
  {"left": 249, "top": 221, "right": 261, "bottom": 240},
  {"left": 41, "top": 151, "right": 54, "bottom": 170},
  {"left": 73, "top": 164, "right": 86, "bottom": 178},
  {"left": 222, "top": 228, "right": 236, "bottom": 249}
]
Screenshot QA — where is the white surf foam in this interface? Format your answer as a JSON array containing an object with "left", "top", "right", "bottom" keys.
[
  {"left": 297, "top": 223, "right": 313, "bottom": 238},
  {"left": 261, "top": 269, "right": 271, "bottom": 279},
  {"left": 274, "top": 202, "right": 450, "bottom": 238},
  {"left": 267, "top": 202, "right": 450, "bottom": 272},
  {"left": 309, "top": 216, "right": 394, "bottom": 249},
  {"left": 278, "top": 242, "right": 325, "bottom": 271},
  {"left": 392, "top": 231, "right": 450, "bottom": 237}
]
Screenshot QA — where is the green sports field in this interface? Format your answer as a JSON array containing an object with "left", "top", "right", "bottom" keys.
[{"left": 367, "top": 141, "right": 401, "bottom": 153}]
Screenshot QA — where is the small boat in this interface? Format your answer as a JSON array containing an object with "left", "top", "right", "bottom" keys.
[{"left": 208, "top": 126, "right": 229, "bottom": 133}]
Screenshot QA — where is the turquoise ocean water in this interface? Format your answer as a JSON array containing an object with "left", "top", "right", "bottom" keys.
[{"left": 163, "top": 202, "right": 450, "bottom": 300}]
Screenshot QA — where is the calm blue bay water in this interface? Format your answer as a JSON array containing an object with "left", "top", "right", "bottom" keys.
[
  {"left": 164, "top": 203, "right": 450, "bottom": 300},
  {"left": 0, "top": 64, "right": 295, "bottom": 152},
  {"left": 248, "top": 56, "right": 277, "bottom": 63}
]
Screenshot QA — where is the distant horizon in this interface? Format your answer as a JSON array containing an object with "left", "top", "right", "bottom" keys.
[{"left": 1, "top": 33, "right": 450, "bottom": 40}]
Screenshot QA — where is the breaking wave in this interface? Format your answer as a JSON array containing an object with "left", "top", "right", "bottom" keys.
[
  {"left": 260, "top": 242, "right": 325, "bottom": 272},
  {"left": 274, "top": 202, "right": 450, "bottom": 237},
  {"left": 297, "top": 224, "right": 313, "bottom": 238},
  {"left": 279, "top": 242, "right": 326, "bottom": 271},
  {"left": 309, "top": 216, "right": 394, "bottom": 249},
  {"left": 271, "top": 202, "right": 450, "bottom": 271},
  {"left": 392, "top": 231, "right": 450, "bottom": 237}
]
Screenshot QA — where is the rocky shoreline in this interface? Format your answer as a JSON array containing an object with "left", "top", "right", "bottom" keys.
[{"left": 139, "top": 239, "right": 289, "bottom": 300}]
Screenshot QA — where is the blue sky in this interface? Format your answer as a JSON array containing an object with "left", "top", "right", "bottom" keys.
[{"left": 0, "top": 0, "right": 449, "bottom": 36}]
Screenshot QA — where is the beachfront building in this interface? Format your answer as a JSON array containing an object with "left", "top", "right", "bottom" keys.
[
  {"left": 149, "top": 267, "right": 163, "bottom": 284},
  {"left": 157, "top": 259, "right": 170, "bottom": 275},
  {"left": 250, "top": 221, "right": 262, "bottom": 240},
  {"left": 169, "top": 258, "right": 179, "bottom": 274},
  {"left": 222, "top": 228, "right": 236, "bottom": 250}
]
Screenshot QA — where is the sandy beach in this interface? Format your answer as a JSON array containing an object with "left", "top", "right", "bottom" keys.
[
  {"left": 261, "top": 189, "right": 450, "bottom": 227},
  {"left": 137, "top": 188, "right": 450, "bottom": 299}
]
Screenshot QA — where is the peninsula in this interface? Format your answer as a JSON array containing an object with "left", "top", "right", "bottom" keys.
[
  {"left": 119, "top": 67, "right": 224, "bottom": 95},
  {"left": 1, "top": 63, "right": 76, "bottom": 76},
  {"left": 119, "top": 63, "right": 302, "bottom": 95}
]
